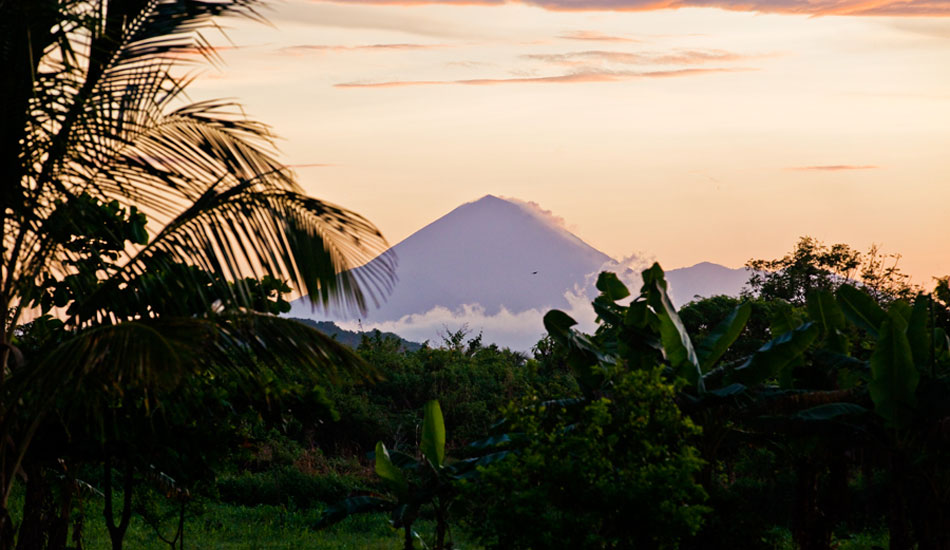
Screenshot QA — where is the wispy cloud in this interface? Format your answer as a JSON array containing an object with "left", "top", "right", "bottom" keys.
[
  {"left": 318, "top": 0, "right": 950, "bottom": 17},
  {"left": 524, "top": 49, "right": 749, "bottom": 67},
  {"left": 558, "top": 30, "right": 640, "bottom": 42},
  {"left": 285, "top": 163, "right": 339, "bottom": 168},
  {"left": 336, "top": 67, "right": 748, "bottom": 87},
  {"left": 501, "top": 196, "right": 576, "bottom": 232},
  {"left": 787, "top": 165, "right": 880, "bottom": 171},
  {"left": 446, "top": 60, "right": 491, "bottom": 68},
  {"left": 886, "top": 20, "right": 950, "bottom": 39},
  {"left": 178, "top": 45, "right": 244, "bottom": 55},
  {"left": 268, "top": 3, "right": 473, "bottom": 38},
  {"left": 279, "top": 43, "right": 449, "bottom": 55}
]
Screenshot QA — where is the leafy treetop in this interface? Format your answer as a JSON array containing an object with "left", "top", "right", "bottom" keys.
[{"left": 745, "top": 236, "right": 917, "bottom": 306}]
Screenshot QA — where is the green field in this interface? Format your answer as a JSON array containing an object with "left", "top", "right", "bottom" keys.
[{"left": 67, "top": 502, "right": 479, "bottom": 550}]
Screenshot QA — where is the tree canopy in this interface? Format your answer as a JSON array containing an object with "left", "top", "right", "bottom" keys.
[{"left": 0, "top": 2, "right": 395, "bottom": 548}]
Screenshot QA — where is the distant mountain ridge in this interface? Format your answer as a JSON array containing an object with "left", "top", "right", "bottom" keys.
[
  {"left": 292, "top": 319, "right": 422, "bottom": 351},
  {"left": 666, "top": 261, "right": 750, "bottom": 306},
  {"left": 289, "top": 195, "right": 750, "bottom": 349}
]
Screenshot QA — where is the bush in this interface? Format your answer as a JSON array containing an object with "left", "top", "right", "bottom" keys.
[
  {"left": 216, "top": 466, "right": 366, "bottom": 509},
  {"left": 460, "top": 367, "right": 708, "bottom": 550},
  {"left": 315, "top": 332, "right": 578, "bottom": 455}
]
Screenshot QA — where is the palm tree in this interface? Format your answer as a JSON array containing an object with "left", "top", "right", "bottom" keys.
[{"left": 0, "top": 1, "right": 394, "bottom": 545}]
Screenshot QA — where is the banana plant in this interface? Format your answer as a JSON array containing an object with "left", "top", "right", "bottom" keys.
[
  {"left": 541, "top": 264, "right": 950, "bottom": 550},
  {"left": 318, "top": 400, "right": 499, "bottom": 550},
  {"left": 544, "top": 265, "right": 821, "bottom": 401}
]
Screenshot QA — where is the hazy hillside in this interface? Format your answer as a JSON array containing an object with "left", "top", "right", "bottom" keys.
[
  {"left": 666, "top": 262, "right": 750, "bottom": 307},
  {"left": 292, "top": 318, "right": 423, "bottom": 352}
]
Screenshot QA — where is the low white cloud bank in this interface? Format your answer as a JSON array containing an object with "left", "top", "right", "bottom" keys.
[
  {"left": 339, "top": 252, "right": 659, "bottom": 352},
  {"left": 338, "top": 289, "right": 599, "bottom": 352},
  {"left": 593, "top": 252, "right": 657, "bottom": 293}
]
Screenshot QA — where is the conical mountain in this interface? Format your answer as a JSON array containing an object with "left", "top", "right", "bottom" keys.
[
  {"left": 289, "top": 196, "right": 751, "bottom": 350},
  {"left": 292, "top": 195, "right": 612, "bottom": 322}
]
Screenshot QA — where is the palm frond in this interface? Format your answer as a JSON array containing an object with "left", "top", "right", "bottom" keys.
[
  {"left": 8, "top": 2, "right": 271, "bottom": 283},
  {"left": 18, "top": 313, "right": 372, "bottom": 419},
  {"left": 8, "top": 1, "right": 395, "bottom": 326},
  {"left": 65, "top": 179, "right": 394, "bottom": 326}
]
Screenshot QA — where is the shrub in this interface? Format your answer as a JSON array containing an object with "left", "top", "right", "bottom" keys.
[
  {"left": 315, "top": 332, "right": 578, "bottom": 455},
  {"left": 216, "top": 467, "right": 366, "bottom": 509},
  {"left": 460, "top": 367, "right": 708, "bottom": 550}
]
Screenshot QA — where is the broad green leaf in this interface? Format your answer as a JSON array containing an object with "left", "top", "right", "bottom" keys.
[
  {"left": 889, "top": 301, "right": 912, "bottom": 323},
  {"left": 696, "top": 303, "right": 751, "bottom": 372},
  {"left": 707, "top": 383, "right": 747, "bottom": 398},
  {"left": 596, "top": 271, "right": 630, "bottom": 302},
  {"left": 837, "top": 284, "right": 886, "bottom": 339},
  {"left": 806, "top": 290, "right": 850, "bottom": 354},
  {"left": 936, "top": 327, "right": 950, "bottom": 356},
  {"left": 421, "top": 400, "right": 446, "bottom": 468},
  {"left": 386, "top": 450, "right": 420, "bottom": 470},
  {"left": 624, "top": 300, "right": 651, "bottom": 329},
  {"left": 907, "top": 296, "right": 930, "bottom": 371},
  {"left": 813, "top": 350, "right": 869, "bottom": 385},
  {"left": 453, "top": 451, "right": 514, "bottom": 479},
  {"left": 869, "top": 311, "right": 918, "bottom": 428},
  {"left": 543, "top": 310, "right": 578, "bottom": 339},
  {"left": 793, "top": 403, "right": 868, "bottom": 422},
  {"left": 729, "top": 323, "right": 819, "bottom": 386},
  {"left": 544, "top": 310, "right": 609, "bottom": 394},
  {"left": 642, "top": 263, "right": 703, "bottom": 391},
  {"left": 465, "top": 434, "right": 513, "bottom": 451},
  {"left": 770, "top": 301, "right": 803, "bottom": 336},
  {"left": 374, "top": 442, "right": 408, "bottom": 498},
  {"left": 592, "top": 296, "right": 624, "bottom": 326}
]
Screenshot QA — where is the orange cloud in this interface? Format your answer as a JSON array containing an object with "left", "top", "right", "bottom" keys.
[
  {"left": 320, "top": 0, "right": 950, "bottom": 16},
  {"left": 787, "top": 165, "right": 880, "bottom": 171},
  {"left": 335, "top": 67, "right": 748, "bottom": 87},
  {"left": 177, "top": 45, "right": 243, "bottom": 55},
  {"left": 280, "top": 43, "right": 449, "bottom": 55},
  {"left": 558, "top": 30, "right": 640, "bottom": 42},
  {"left": 524, "top": 49, "right": 748, "bottom": 66}
]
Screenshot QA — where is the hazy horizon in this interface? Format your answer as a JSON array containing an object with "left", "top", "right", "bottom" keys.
[{"left": 192, "top": 0, "right": 949, "bottom": 286}]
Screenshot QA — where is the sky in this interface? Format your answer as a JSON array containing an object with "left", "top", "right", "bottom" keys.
[{"left": 191, "top": 0, "right": 950, "bottom": 287}]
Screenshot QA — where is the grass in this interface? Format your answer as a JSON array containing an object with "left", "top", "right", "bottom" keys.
[{"left": 76, "top": 501, "right": 479, "bottom": 550}]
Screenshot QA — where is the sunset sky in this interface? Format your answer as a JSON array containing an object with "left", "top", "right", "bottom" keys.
[{"left": 193, "top": 0, "right": 950, "bottom": 286}]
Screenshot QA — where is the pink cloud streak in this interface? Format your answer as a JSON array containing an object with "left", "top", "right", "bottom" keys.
[
  {"left": 524, "top": 49, "right": 749, "bottom": 66},
  {"left": 280, "top": 43, "right": 449, "bottom": 55},
  {"left": 558, "top": 30, "right": 640, "bottom": 42},
  {"left": 787, "top": 165, "right": 880, "bottom": 171},
  {"left": 335, "top": 67, "right": 748, "bottom": 87},
  {"left": 320, "top": 0, "right": 950, "bottom": 16}
]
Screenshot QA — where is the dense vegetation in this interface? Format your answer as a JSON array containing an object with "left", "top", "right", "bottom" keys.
[
  {"left": 1, "top": 1, "right": 392, "bottom": 549},
  {"left": 3, "top": 1, "right": 948, "bottom": 549}
]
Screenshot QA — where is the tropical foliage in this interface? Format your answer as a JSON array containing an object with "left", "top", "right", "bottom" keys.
[
  {"left": 462, "top": 367, "right": 708, "bottom": 550},
  {"left": 745, "top": 236, "right": 917, "bottom": 304},
  {"left": 3, "top": 1, "right": 947, "bottom": 548},
  {"left": 489, "top": 260, "right": 950, "bottom": 550},
  {"left": 1, "top": 1, "right": 392, "bottom": 548},
  {"left": 318, "top": 400, "right": 464, "bottom": 550}
]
